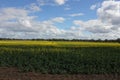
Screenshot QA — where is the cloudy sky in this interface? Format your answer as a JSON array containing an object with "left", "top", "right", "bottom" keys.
[{"left": 0, "top": 0, "right": 120, "bottom": 39}]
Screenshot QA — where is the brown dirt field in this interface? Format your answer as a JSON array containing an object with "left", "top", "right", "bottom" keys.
[{"left": 0, "top": 67, "right": 120, "bottom": 80}]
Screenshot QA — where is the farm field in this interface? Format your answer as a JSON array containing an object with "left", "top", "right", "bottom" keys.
[
  {"left": 0, "top": 40, "right": 120, "bottom": 80},
  {"left": 0, "top": 40, "right": 120, "bottom": 47}
]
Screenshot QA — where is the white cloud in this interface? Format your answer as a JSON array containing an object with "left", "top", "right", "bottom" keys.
[
  {"left": 97, "top": 0, "right": 120, "bottom": 27},
  {"left": 29, "top": 3, "right": 41, "bottom": 12},
  {"left": 37, "top": 0, "right": 65, "bottom": 6},
  {"left": 18, "top": 18, "right": 32, "bottom": 27},
  {"left": 90, "top": 4, "right": 97, "bottom": 10},
  {"left": 0, "top": 0, "right": 120, "bottom": 39},
  {"left": 90, "top": 3, "right": 101, "bottom": 10},
  {"left": 96, "top": 0, "right": 120, "bottom": 41},
  {"left": 74, "top": 20, "right": 112, "bottom": 33},
  {"left": 0, "top": 8, "right": 28, "bottom": 21},
  {"left": 73, "top": 0, "right": 120, "bottom": 39},
  {"left": 0, "top": 7, "right": 85, "bottom": 39},
  {"left": 51, "top": 17, "right": 65, "bottom": 23},
  {"left": 0, "top": 7, "right": 68, "bottom": 39},
  {"left": 54, "top": 0, "right": 66, "bottom": 5},
  {"left": 0, "top": 7, "right": 36, "bottom": 33},
  {"left": 69, "top": 13, "right": 84, "bottom": 17},
  {"left": 37, "top": 0, "right": 54, "bottom": 6}
]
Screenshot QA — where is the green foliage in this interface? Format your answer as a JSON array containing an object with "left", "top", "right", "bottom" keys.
[{"left": 0, "top": 41, "right": 120, "bottom": 74}]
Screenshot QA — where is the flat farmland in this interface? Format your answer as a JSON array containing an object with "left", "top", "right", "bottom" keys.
[{"left": 0, "top": 40, "right": 120, "bottom": 80}]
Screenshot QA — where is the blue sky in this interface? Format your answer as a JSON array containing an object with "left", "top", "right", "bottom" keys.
[
  {"left": 0, "top": 0, "right": 101, "bottom": 22},
  {"left": 0, "top": 0, "right": 119, "bottom": 39}
]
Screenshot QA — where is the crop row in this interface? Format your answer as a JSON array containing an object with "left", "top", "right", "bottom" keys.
[{"left": 0, "top": 45, "right": 120, "bottom": 74}]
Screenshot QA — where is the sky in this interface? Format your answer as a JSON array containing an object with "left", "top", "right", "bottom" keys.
[{"left": 0, "top": 0, "right": 120, "bottom": 39}]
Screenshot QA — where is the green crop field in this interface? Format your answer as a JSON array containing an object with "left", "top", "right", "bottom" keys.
[{"left": 0, "top": 40, "right": 120, "bottom": 74}]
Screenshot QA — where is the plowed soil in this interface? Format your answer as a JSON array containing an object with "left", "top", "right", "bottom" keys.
[{"left": 0, "top": 67, "right": 119, "bottom": 80}]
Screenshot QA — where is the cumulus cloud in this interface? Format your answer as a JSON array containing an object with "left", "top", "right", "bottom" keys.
[
  {"left": 51, "top": 17, "right": 65, "bottom": 23},
  {"left": 74, "top": 20, "right": 112, "bottom": 33},
  {"left": 0, "top": 7, "right": 84, "bottom": 39},
  {"left": 73, "top": 0, "right": 120, "bottom": 39},
  {"left": 0, "top": 7, "right": 68, "bottom": 39},
  {"left": 0, "top": 8, "right": 28, "bottom": 21},
  {"left": 90, "top": 4, "right": 97, "bottom": 10},
  {"left": 0, "top": 8, "right": 36, "bottom": 33},
  {"left": 37, "top": 0, "right": 54, "bottom": 6},
  {"left": 54, "top": 0, "right": 66, "bottom": 5},
  {"left": 97, "top": 0, "right": 120, "bottom": 27},
  {"left": 29, "top": 3, "right": 41, "bottom": 12},
  {"left": 69, "top": 13, "right": 84, "bottom": 17},
  {"left": 37, "top": 0, "right": 66, "bottom": 6},
  {"left": 0, "top": 0, "right": 120, "bottom": 39},
  {"left": 18, "top": 18, "right": 32, "bottom": 27},
  {"left": 90, "top": 3, "right": 101, "bottom": 10}
]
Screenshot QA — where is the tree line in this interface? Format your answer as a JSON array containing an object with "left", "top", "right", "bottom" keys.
[{"left": 0, "top": 38, "right": 120, "bottom": 43}]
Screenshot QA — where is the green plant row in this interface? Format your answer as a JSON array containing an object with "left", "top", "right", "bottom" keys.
[{"left": 0, "top": 45, "right": 120, "bottom": 74}]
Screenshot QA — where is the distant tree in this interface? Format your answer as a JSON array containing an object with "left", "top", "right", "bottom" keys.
[
  {"left": 104, "top": 39, "right": 108, "bottom": 42},
  {"left": 116, "top": 38, "right": 120, "bottom": 43}
]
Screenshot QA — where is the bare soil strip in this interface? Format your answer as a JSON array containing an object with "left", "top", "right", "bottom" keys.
[{"left": 0, "top": 67, "right": 119, "bottom": 80}]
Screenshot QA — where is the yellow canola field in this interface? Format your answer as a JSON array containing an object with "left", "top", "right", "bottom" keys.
[{"left": 0, "top": 40, "right": 120, "bottom": 47}]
